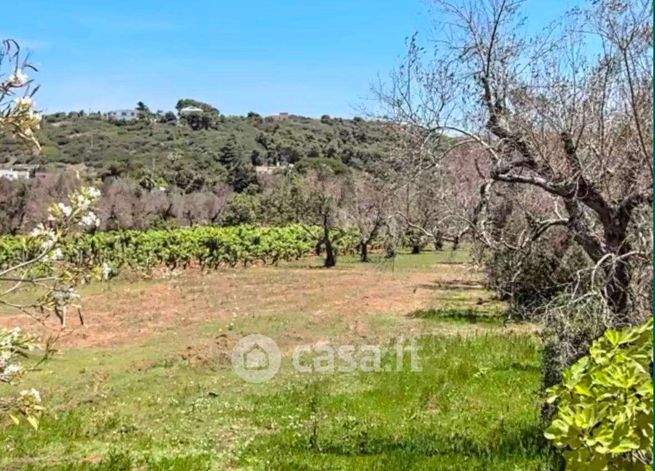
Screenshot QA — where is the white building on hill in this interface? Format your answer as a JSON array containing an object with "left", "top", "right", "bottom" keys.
[{"left": 106, "top": 109, "right": 138, "bottom": 121}]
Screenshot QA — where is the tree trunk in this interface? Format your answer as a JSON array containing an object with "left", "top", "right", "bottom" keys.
[
  {"left": 602, "top": 222, "right": 632, "bottom": 326},
  {"left": 451, "top": 235, "right": 460, "bottom": 251},
  {"left": 411, "top": 244, "right": 421, "bottom": 254},
  {"left": 359, "top": 241, "right": 369, "bottom": 262},
  {"left": 567, "top": 199, "right": 634, "bottom": 327},
  {"left": 324, "top": 236, "right": 336, "bottom": 268},
  {"left": 433, "top": 231, "right": 444, "bottom": 251},
  {"left": 605, "top": 264, "right": 630, "bottom": 326},
  {"left": 323, "top": 222, "right": 336, "bottom": 268}
]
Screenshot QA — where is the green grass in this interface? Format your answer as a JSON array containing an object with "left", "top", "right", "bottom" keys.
[
  {"left": 0, "top": 335, "right": 557, "bottom": 470},
  {"left": 238, "top": 335, "right": 556, "bottom": 470},
  {"left": 408, "top": 308, "right": 504, "bottom": 325},
  {"left": 0, "top": 253, "right": 557, "bottom": 470},
  {"left": 283, "top": 247, "right": 471, "bottom": 271}
]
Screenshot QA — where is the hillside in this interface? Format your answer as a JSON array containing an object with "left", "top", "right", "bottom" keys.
[{"left": 0, "top": 112, "right": 395, "bottom": 188}]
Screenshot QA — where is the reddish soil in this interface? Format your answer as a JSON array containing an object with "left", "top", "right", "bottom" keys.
[{"left": 0, "top": 263, "right": 486, "bottom": 349}]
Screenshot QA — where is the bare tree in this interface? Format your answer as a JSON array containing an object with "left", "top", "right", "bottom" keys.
[
  {"left": 172, "top": 189, "right": 232, "bottom": 227},
  {"left": 344, "top": 172, "right": 387, "bottom": 262},
  {"left": 377, "top": 0, "right": 653, "bottom": 327},
  {"left": 97, "top": 178, "right": 139, "bottom": 230},
  {"left": 0, "top": 179, "right": 28, "bottom": 234},
  {"left": 135, "top": 188, "right": 175, "bottom": 228}
]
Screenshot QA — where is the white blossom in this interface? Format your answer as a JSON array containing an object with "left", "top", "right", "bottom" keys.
[
  {"left": 101, "top": 262, "right": 112, "bottom": 281},
  {"left": 40, "top": 237, "right": 56, "bottom": 251},
  {"left": 7, "top": 69, "right": 28, "bottom": 87},
  {"left": 14, "top": 96, "right": 33, "bottom": 107},
  {"left": 20, "top": 388, "right": 41, "bottom": 403},
  {"left": 56, "top": 203, "right": 72, "bottom": 218},
  {"left": 80, "top": 211, "right": 100, "bottom": 229},
  {"left": 74, "top": 193, "right": 91, "bottom": 210},
  {"left": 0, "top": 363, "right": 22, "bottom": 382},
  {"left": 86, "top": 186, "right": 101, "bottom": 200},
  {"left": 47, "top": 248, "right": 63, "bottom": 261},
  {"left": 30, "top": 223, "right": 47, "bottom": 237}
]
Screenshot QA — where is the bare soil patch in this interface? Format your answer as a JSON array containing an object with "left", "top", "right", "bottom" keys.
[{"left": 0, "top": 262, "right": 488, "bottom": 349}]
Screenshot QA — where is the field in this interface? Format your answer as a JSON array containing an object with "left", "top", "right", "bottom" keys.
[{"left": 0, "top": 251, "right": 559, "bottom": 470}]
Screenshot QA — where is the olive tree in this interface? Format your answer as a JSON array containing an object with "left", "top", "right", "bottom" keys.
[
  {"left": 293, "top": 168, "right": 349, "bottom": 268},
  {"left": 344, "top": 172, "right": 387, "bottom": 262},
  {"left": 377, "top": 0, "right": 652, "bottom": 328}
]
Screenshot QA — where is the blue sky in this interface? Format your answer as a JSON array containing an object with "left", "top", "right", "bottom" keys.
[{"left": 3, "top": 0, "right": 583, "bottom": 117}]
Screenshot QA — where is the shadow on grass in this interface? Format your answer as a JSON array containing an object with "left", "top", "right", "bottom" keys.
[
  {"left": 407, "top": 308, "right": 505, "bottom": 324},
  {"left": 414, "top": 279, "right": 485, "bottom": 291},
  {"left": 242, "top": 422, "right": 560, "bottom": 470}
]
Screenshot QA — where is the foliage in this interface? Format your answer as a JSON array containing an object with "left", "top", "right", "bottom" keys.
[
  {"left": 0, "top": 112, "right": 394, "bottom": 186},
  {"left": 0, "top": 329, "right": 42, "bottom": 429},
  {"left": 218, "top": 135, "right": 258, "bottom": 192},
  {"left": 0, "top": 186, "right": 102, "bottom": 429},
  {"left": 0, "top": 224, "right": 360, "bottom": 274},
  {"left": 295, "top": 156, "right": 350, "bottom": 175},
  {"left": 0, "top": 39, "right": 102, "bottom": 431},
  {"left": 0, "top": 40, "right": 41, "bottom": 149},
  {"left": 544, "top": 318, "right": 653, "bottom": 470}
]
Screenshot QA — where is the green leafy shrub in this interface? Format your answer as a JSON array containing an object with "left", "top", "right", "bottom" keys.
[
  {"left": 544, "top": 318, "right": 653, "bottom": 470},
  {"left": 0, "top": 224, "right": 323, "bottom": 273}
]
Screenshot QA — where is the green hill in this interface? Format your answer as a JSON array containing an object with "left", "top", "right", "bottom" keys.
[{"left": 0, "top": 111, "right": 395, "bottom": 191}]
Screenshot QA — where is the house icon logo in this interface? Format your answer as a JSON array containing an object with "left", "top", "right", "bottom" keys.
[{"left": 231, "top": 334, "right": 281, "bottom": 383}]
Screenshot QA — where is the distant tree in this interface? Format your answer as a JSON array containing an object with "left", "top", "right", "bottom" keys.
[
  {"left": 219, "top": 191, "right": 260, "bottom": 225},
  {"left": 250, "top": 149, "right": 263, "bottom": 166},
  {"left": 257, "top": 174, "right": 301, "bottom": 226},
  {"left": 218, "top": 135, "right": 258, "bottom": 192},
  {"left": 175, "top": 98, "right": 219, "bottom": 114},
  {"left": 293, "top": 168, "right": 347, "bottom": 268},
  {"left": 136, "top": 101, "right": 150, "bottom": 113},
  {"left": 181, "top": 111, "right": 214, "bottom": 130},
  {"left": 255, "top": 132, "right": 270, "bottom": 148},
  {"left": 98, "top": 178, "right": 140, "bottom": 230},
  {"left": 247, "top": 111, "right": 263, "bottom": 124},
  {"left": 307, "top": 146, "right": 321, "bottom": 158},
  {"left": 136, "top": 188, "right": 175, "bottom": 227},
  {"left": 159, "top": 111, "right": 177, "bottom": 124},
  {"left": 175, "top": 98, "right": 220, "bottom": 130},
  {"left": 0, "top": 179, "right": 29, "bottom": 234},
  {"left": 344, "top": 173, "right": 388, "bottom": 262}
]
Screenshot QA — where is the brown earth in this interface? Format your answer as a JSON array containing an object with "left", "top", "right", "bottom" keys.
[{"left": 0, "top": 261, "right": 509, "bottom": 350}]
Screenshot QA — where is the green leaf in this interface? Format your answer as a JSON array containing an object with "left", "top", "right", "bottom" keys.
[
  {"left": 26, "top": 415, "right": 39, "bottom": 430},
  {"left": 608, "top": 437, "right": 639, "bottom": 454},
  {"left": 604, "top": 329, "right": 622, "bottom": 346},
  {"left": 544, "top": 419, "right": 569, "bottom": 442}
]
